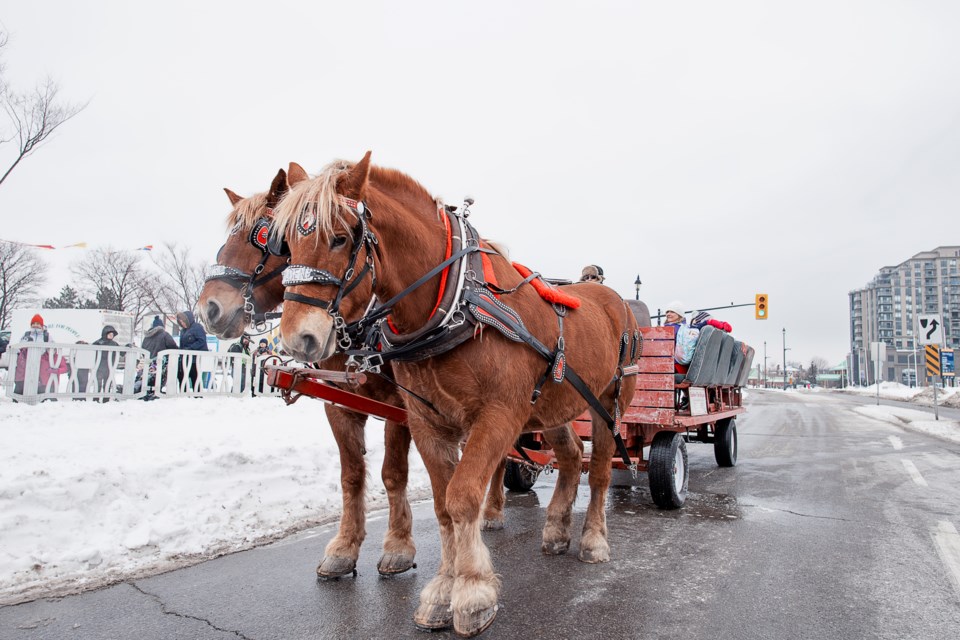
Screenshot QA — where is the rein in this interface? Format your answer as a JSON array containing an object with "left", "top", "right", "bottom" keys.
[{"left": 331, "top": 203, "right": 637, "bottom": 470}]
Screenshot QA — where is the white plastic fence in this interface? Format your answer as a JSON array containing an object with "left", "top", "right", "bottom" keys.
[
  {"left": 155, "top": 350, "right": 251, "bottom": 398},
  {"left": 2, "top": 343, "right": 310, "bottom": 403},
  {"left": 4, "top": 342, "right": 149, "bottom": 405}
]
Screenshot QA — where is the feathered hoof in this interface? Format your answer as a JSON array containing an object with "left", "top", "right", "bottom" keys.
[
  {"left": 453, "top": 604, "right": 498, "bottom": 638},
  {"left": 377, "top": 551, "right": 416, "bottom": 575},
  {"left": 316, "top": 555, "right": 358, "bottom": 579},
  {"left": 413, "top": 603, "right": 453, "bottom": 631},
  {"left": 577, "top": 545, "right": 610, "bottom": 564},
  {"left": 541, "top": 539, "right": 570, "bottom": 555},
  {"left": 481, "top": 518, "right": 504, "bottom": 531}
]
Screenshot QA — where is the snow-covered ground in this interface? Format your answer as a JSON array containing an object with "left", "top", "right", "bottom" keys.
[
  {"left": 841, "top": 381, "right": 960, "bottom": 407},
  {"left": 0, "top": 396, "right": 430, "bottom": 606},
  {"left": 852, "top": 404, "right": 960, "bottom": 444}
]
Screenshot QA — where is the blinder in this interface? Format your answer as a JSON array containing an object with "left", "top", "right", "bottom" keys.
[
  {"left": 249, "top": 218, "right": 272, "bottom": 253},
  {"left": 267, "top": 228, "right": 290, "bottom": 257}
]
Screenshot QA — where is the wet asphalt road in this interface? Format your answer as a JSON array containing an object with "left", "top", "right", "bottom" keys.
[{"left": 2, "top": 390, "right": 960, "bottom": 639}]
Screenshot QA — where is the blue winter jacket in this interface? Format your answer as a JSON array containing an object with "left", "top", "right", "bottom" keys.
[{"left": 177, "top": 311, "right": 208, "bottom": 351}]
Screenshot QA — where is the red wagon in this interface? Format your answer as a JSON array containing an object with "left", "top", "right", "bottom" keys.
[{"left": 266, "top": 325, "right": 753, "bottom": 510}]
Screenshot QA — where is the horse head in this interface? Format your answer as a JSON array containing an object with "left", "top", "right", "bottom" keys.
[
  {"left": 271, "top": 153, "right": 386, "bottom": 362},
  {"left": 198, "top": 166, "right": 299, "bottom": 339}
]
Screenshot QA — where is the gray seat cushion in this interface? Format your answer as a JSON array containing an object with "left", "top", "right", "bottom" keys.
[
  {"left": 724, "top": 340, "right": 744, "bottom": 385},
  {"left": 684, "top": 325, "right": 721, "bottom": 385},
  {"left": 714, "top": 334, "right": 735, "bottom": 385}
]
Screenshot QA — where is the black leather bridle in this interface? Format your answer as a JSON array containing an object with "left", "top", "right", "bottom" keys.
[
  {"left": 205, "top": 217, "right": 289, "bottom": 330},
  {"left": 278, "top": 199, "right": 378, "bottom": 350}
]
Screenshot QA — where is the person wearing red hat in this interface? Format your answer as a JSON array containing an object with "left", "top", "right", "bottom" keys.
[{"left": 13, "top": 314, "right": 66, "bottom": 399}]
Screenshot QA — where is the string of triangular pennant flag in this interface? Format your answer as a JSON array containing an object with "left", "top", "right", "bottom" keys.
[{"left": 1, "top": 238, "right": 154, "bottom": 251}]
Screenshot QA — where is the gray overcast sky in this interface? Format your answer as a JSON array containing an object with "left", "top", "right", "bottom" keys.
[{"left": 2, "top": 0, "right": 959, "bottom": 366}]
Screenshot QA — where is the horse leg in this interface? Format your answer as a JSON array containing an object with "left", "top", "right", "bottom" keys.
[
  {"left": 447, "top": 417, "right": 517, "bottom": 637},
  {"left": 411, "top": 427, "right": 460, "bottom": 632},
  {"left": 377, "top": 420, "right": 416, "bottom": 575},
  {"left": 579, "top": 411, "right": 615, "bottom": 563},
  {"left": 540, "top": 423, "right": 584, "bottom": 555},
  {"left": 480, "top": 460, "right": 506, "bottom": 531},
  {"left": 317, "top": 406, "right": 367, "bottom": 578}
]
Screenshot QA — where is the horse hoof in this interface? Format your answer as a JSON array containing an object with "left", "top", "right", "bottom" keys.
[
  {"left": 317, "top": 555, "right": 358, "bottom": 579},
  {"left": 481, "top": 518, "right": 504, "bottom": 531},
  {"left": 377, "top": 552, "right": 416, "bottom": 575},
  {"left": 413, "top": 603, "right": 453, "bottom": 631},
  {"left": 453, "top": 604, "right": 498, "bottom": 638},
  {"left": 578, "top": 546, "right": 610, "bottom": 564},
  {"left": 541, "top": 539, "right": 570, "bottom": 555}
]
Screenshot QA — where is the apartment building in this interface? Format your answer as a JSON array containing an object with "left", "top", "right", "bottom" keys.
[{"left": 849, "top": 246, "right": 960, "bottom": 386}]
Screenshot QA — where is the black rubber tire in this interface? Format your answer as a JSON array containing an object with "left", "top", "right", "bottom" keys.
[
  {"left": 648, "top": 431, "right": 688, "bottom": 509},
  {"left": 504, "top": 461, "right": 539, "bottom": 492},
  {"left": 714, "top": 418, "right": 738, "bottom": 467}
]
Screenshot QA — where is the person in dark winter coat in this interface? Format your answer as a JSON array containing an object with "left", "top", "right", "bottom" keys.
[
  {"left": 142, "top": 316, "right": 178, "bottom": 360},
  {"left": 92, "top": 325, "right": 120, "bottom": 401},
  {"left": 228, "top": 334, "right": 252, "bottom": 393},
  {"left": 141, "top": 316, "right": 177, "bottom": 396},
  {"left": 176, "top": 310, "right": 207, "bottom": 391}
]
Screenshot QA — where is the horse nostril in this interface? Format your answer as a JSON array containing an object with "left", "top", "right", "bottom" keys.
[
  {"left": 300, "top": 333, "right": 318, "bottom": 357},
  {"left": 206, "top": 300, "right": 222, "bottom": 324}
]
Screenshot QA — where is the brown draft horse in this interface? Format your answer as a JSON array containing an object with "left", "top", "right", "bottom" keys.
[
  {"left": 197, "top": 166, "right": 421, "bottom": 578},
  {"left": 273, "top": 153, "right": 637, "bottom": 637}
]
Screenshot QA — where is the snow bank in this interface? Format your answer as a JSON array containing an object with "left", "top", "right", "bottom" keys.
[{"left": 0, "top": 396, "right": 430, "bottom": 605}]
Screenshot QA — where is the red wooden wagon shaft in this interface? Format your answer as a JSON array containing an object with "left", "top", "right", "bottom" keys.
[{"left": 265, "top": 325, "right": 751, "bottom": 509}]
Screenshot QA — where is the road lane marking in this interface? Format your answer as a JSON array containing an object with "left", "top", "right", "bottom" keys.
[
  {"left": 901, "top": 459, "right": 928, "bottom": 487},
  {"left": 888, "top": 435, "right": 903, "bottom": 450},
  {"left": 932, "top": 521, "right": 960, "bottom": 601}
]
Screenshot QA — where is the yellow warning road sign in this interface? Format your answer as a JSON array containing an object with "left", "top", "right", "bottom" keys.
[{"left": 925, "top": 345, "right": 940, "bottom": 377}]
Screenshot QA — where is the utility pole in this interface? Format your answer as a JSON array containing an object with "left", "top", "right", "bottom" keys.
[{"left": 763, "top": 341, "right": 768, "bottom": 388}]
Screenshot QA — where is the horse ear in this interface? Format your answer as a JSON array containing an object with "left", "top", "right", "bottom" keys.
[
  {"left": 267, "top": 168, "right": 288, "bottom": 207},
  {"left": 224, "top": 188, "right": 244, "bottom": 206},
  {"left": 287, "top": 162, "right": 309, "bottom": 186},
  {"left": 339, "top": 151, "right": 372, "bottom": 199}
]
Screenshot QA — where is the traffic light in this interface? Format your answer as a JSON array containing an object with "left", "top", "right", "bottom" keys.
[{"left": 755, "top": 293, "right": 768, "bottom": 320}]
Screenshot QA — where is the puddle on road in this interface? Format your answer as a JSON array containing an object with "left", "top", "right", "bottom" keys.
[{"left": 507, "top": 476, "right": 743, "bottom": 521}]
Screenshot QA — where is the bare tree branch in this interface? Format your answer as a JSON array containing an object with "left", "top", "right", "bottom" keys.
[
  {"left": 0, "top": 77, "right": 87, "bottom": 186},
  {"left": 148, "top": 242, "right": 210, "bottom": 313},
  {"left": 0, "top": 240, "right": 47, "bottom": 330}
]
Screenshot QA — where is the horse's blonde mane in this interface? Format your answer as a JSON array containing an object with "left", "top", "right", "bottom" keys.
[
  {"left": 272, "top": 160, "right": 354, "bottom": 241},
  {"left": 272, "top": 159, "right": 440, "bottom": 241},
  {"left": 225, "top": 192, "right": 270, "bottom": 231}
]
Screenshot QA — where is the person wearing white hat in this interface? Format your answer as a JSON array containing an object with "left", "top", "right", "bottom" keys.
[{"left": 663, "top": 301, "right": 685, "bottom": 324}]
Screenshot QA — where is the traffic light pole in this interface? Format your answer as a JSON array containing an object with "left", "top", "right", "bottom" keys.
[{"left": 650, "top": 301, "right": 756, "bottom": 322}]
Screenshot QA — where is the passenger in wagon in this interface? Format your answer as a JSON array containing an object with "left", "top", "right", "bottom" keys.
[
  {"left": 663, "top": 301, "right": 698, "bottom": 374},
  {"left": 579, "top": 264, "right": 605, "bottom": 283}
]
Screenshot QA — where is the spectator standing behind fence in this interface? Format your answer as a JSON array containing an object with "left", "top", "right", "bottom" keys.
[
  {"left": 254, "top": 338, "right": 273, "bottom": 392},
  {"left": 92, "top": 325, "right": 119, "bottom": 402},
  {"left": 228, "top": 334, "right": 252, "bottom": 394},
  {"left": 142, "top": 316, "right": 177, "bottom": 360},
  {"left": 176, "top": 310, "right": 208, "bottom": 391},
  {"left": 13, "top": 314, "right": 65, "bottom": 399},
  {"left": 141, "top": 316, "right": 177, "bottom": 397}
]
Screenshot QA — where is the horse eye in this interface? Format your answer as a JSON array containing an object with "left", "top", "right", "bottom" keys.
[{"left": 330, "top": 235, "right": 348, "bottom": 249}]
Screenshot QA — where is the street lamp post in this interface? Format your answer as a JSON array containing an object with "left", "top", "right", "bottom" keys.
[
  {"left": 782, "top": 328, "right": 794, "bottom": 389},
  {"left": 634, "top": 275, "right": 642, "bottom": 301}
]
